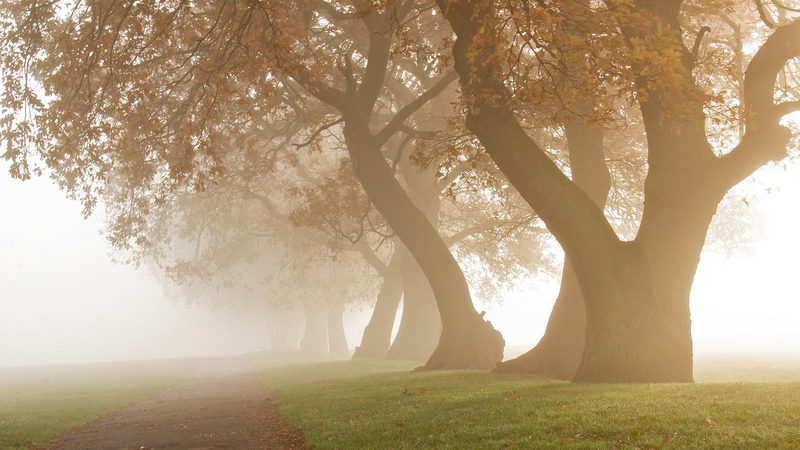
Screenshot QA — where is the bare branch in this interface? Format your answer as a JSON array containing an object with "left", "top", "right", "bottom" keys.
[
  {"left": 398, "top": 124, "right": 439, "bottom": 139},
  {"left": 351, "top": 237, "right": 390, "bottom": 275},
  {"left": 337, "top": 50, "right": 358, "bottom": 94},
  {"left": 755, "top": 0, "right": 778, "bottom": 29},
  {"left": 434, "top": 160, "right": 471, "bottom": 194},
  {"left": 775, "top": 100, "right": 800, "bottom": 116},
  {"left": 772, "top": 0, "right": 800, "bottom": 13},
  {"left": 294, "top": 118, "right": 344, "bottom": 149},
  {"left": 391, "top": 135, "right": 413, "bottom": 174},
  {"left": 691, "top": 26, "right": 711, "bottom": 61},
  {"left": 242, "top": 190, "right": 292, "bottom": 225},
  {"left": 290, "top": 68, "right": 348, "bottom": 110},
  {"left": 373, "top": 71, "right": 459, "bottom": 148}
]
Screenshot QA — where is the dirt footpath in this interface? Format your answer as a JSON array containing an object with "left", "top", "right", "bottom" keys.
[{"left": 43, "top": 358, "right": 307, "bottom": 449}]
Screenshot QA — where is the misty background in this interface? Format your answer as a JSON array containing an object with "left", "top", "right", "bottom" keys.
[{"left": 2, "top": 160, "right": 800, "bottom": 368}]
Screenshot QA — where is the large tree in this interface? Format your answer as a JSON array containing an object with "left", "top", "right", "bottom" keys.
[
  {"left": 435, "top": 0, "right": 800, "bottom": 382},
  {"left": 0, "top": 0, "right": 507, "bottom": 369}
]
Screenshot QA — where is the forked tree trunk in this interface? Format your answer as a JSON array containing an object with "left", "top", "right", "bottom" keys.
[
  {"left": 352, "top": 254, "right": 403, "bottom": 359},
  {"left": 299, "top": 303, "right": 328, "bottom": 355},
  {"left": 572, "top": 157, "right": 721, "bottom": 382},
  {"left": 436, "top": 0, "right": 800, "bottom": 382},
  {"left": 386, "top": 245, "right": 442, "bottom": 362},
  {"left": 328, "top": 303, "right": 350, "bottom": 359},
  {"left": 495, "top": 116, "right": 607, "bottom": 379}
]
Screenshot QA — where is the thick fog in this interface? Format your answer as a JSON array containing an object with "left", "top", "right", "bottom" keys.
[{"left": 2, "top": 161, "right": 799, "bottom": 368}]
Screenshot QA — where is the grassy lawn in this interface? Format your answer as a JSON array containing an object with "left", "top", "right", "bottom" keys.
[
  {"left": 263, "top": 358, "right": 800, "bottom": 449},
  {"left": 0, "top": 359, "right": 193, "bottom": 449}
]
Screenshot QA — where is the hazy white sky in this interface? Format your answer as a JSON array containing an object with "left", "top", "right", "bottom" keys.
[
  {"left": 1, "top": 160, "right": 799, "bottom": 367},
  {"left": 0, "top": 168, "right": 272, "bottom": 366}
]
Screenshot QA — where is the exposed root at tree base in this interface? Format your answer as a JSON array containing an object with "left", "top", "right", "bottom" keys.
[{"left": 415, "top": 319, "right": 505, "bottom": 371}]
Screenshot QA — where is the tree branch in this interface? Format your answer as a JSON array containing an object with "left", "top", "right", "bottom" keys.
[
  {"left": 772, "top": 0, "right": 800, "bottom": 13},
  {"left": 373, "top": 71, "right": 459, "bottom": 148},
  {"left": 755, "top": 0, "right": 778, "bottom": 29},
  {"left": 242, "top": 190, "right": 293, "bottom": 225},
  {"left": 691, "top": 26, "right": 711, "bottom": 62},
  {"left": 294, "top": 118, "right": 345, "bottom": 149},
  {"left": 290, "top": 67, "right": 348, "bottom": 110},
  {"left": 717, "top": 19, "right": 800, "bottom": 189},
  {"left": 354, "top": 14, "right": 393, "bottom": 115},
  {"left": 352, "top": 237, "right": 390, "bottom": 276},
  {"left": 434, "top": 160, "right": 471, "bottom": 194}
]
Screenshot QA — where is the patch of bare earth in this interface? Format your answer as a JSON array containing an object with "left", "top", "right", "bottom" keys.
[{"left": 42, "top": 358, "right": 307, "bottom": 449}]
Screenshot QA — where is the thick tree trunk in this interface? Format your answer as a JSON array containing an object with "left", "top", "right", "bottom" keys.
[
  {"left": 495, "top": 116, "right": 607, "bottom": 379},
  {"left": 299, "top": 303, "right": 328, "bottom": 355},
  {"left": 386, "top": 244, "right": 442, "bottom": 362},
  {"left": 573, "top": 163, "right": 721, "bottom": 382},
  {"left": 327, "top": 303, "right": 350, "bottom": 359},
  {"left": 572, "top": 243, "right": 694, "bottom": 383},
  {"left": 294, "top": 11, "right": 501, "bottom": 370},
  {"left": 344, "top": 117, "right": 504, "bottom": 370},
  {"left": 352, "top": 253, "right": 403, "bottom": 359}
]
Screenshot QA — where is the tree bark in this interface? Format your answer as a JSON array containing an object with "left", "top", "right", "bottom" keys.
[
  {"left": 299, "top": 303, "right": 328, "bottom": 355},
  {"left": 344, "top": 118, "right": 504, "bottom": 370},
  {"left": 495, "top": 116, "right": 608, "bottom": 379},
  {"left": 494, "top": 261, "right": 585, "bottom": 379},
  {"left": 352, "top": 252, "right": 403, "bottom": 359},
  {"left": 327, "top": 303, "right": 350, "bottom": 359},
  {"left": 385, "top": 244, "right": 442, "bottom": 362}
]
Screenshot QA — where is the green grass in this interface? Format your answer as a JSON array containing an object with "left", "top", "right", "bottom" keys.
[
  {"left": 0, "top": 359, "right": 193, "bottom": 449},
  {"left": 263, "top": 359, "right": 800, "bottom": 449}
]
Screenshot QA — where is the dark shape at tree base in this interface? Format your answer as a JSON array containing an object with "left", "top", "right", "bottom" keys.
[
  {"left": 493, "top": 342, "right": 580, "bottom": 380},
  {"left": 416, "top": 316, "right": 504, "bottom": 371}
]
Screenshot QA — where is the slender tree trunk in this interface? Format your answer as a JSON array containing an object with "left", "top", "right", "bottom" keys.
[
  {"left": 327, "top": 303, "right": 350, "bottom": 359},
  {"left": 344, "top": 117, "right": 504, "bottom": 370},
  {"left": 267, "top": 313, "right": 300, "bottom": 352},
  {"left": 494, "top": 261, "right": 585, "bottom": 379},
  {"left": 299, "top": 303, "right": 328, "bottom": 355},
  {"left": 495, "top": 116, "right": 608, "bottom": 379},
  {"left": 386, "top": 244, "right": 442, "bottom": 362},
  {"left": 352, "top": 253, "right": 403, "bottom": 359}
]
